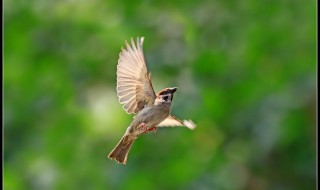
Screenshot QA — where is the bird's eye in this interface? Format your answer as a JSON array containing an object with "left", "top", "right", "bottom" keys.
[{"left": 163, "top": 95, "right": 169, "bottom": 101}]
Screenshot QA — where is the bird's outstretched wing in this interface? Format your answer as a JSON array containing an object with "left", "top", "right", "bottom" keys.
[
  {"left": 158, "top": 115, "right": 196, "bottom": 130},
  {"left": 117, "top": 37, "right": 156, "bottom": 114}
]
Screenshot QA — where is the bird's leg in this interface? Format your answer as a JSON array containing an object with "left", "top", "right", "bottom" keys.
[
  {"left": 138, "top": 123, "right": 147, "bottom": 133},
  {"left": 138, "top": 123, "right": 158, "bottom": 134},
  {"left": 142, "top": 127, "right": 158, "bottom": 134},
  {"left": 148, "top": 127, "right": 158, "bottom": 133}
]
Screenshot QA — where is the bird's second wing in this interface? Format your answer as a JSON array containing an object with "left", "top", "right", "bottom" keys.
[
  {"left": 158, "top": 115, "right": 196, "bottom": 130},
  {"left": 117, "top": 37, "right": 156, "bottom": 114}
]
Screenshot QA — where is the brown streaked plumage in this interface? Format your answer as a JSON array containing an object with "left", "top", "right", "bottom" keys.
[{"left": 108, "top": 37, "right": 196, "bottom": 165}]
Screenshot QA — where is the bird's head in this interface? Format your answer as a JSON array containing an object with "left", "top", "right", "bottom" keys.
[{"left": 156, "top": 87, "right": 178, "bottom": 104}]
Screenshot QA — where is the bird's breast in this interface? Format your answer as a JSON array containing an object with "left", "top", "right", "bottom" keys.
[{"left": 130, "top": 104, "right": 171, "bottom": 130}]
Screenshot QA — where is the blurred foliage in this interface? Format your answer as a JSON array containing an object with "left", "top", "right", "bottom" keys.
[{"left": 4, "top": 0, "right": 316, "bottom": 189}]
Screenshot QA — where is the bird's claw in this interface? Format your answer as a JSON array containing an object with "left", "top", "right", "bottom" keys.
[
  {"left": 142, "top": 127, "right": 158, "bottom": 134},
  {"left": 138, "top": 123, "right": 147, "bottom": 133},
  {"left": 138, "top": 123, "right": 158, "bottom": 134}
]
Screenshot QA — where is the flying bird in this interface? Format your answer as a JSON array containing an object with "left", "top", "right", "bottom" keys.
[{"left": 108, "top": 37, "right": 196, "bottom": 164}]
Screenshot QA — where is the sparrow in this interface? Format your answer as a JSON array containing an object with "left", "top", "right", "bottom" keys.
[{"left": 108, "top": 37, "right": 196, "bottom": 164}]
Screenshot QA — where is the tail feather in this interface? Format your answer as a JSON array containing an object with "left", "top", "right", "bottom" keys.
[{"left": 108, "top": 134, "right": 137, "bottom": 164}]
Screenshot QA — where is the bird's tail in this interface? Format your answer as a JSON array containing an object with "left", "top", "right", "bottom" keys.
[{"left": 108, "top": 134, "right": 137, "bottom": 165}]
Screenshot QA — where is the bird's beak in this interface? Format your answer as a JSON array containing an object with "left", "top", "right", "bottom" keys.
[{"left": 170, "top": 87, "right": 178, "bottom": 93}]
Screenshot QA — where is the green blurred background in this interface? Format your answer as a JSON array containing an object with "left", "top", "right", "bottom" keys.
[{"left": 4, "top": 0, "right": 316, "bottom": 189}]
